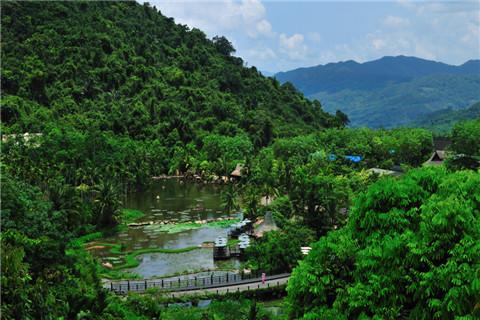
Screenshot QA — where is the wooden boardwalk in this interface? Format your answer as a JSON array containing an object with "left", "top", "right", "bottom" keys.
[
  {"left": 104, "top": 273, "right": 290, "bottom": 295},
  {"left": 167, "top": 275, "right": 289, "bottom": 298}
]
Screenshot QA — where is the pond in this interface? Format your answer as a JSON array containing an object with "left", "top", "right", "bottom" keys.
[{"left": 90, "top": 179, "right": 241, "bottom": 278}]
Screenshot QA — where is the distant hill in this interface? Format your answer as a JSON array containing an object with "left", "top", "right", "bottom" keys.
[
  {"left": 275, "top": 56, "right": 480, "bottom": 128},
  {"left": 411, "top": 101, "right": 480, "bottom": 134}
]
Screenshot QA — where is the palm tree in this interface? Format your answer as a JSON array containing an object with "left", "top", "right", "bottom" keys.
[
  {"left": 241, "top": 186, "right": 259, "bottom": 220},
  {"left": 221, "top": 184, "right": 239, "bottom": 215},
  {"left": 261, "top": 181, "right": 279, "bottom": 206},
  {"left": 93, "top": 179, "right": 122, "bottom": 227}
]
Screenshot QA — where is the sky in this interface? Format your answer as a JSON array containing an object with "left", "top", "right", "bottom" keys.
[{"left": 145, "top": 0, "right": 480, "bottom": 73}]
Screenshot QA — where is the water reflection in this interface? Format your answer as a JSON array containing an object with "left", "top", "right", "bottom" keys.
[{"left": 90, "top": 179, "right": 241, "bottom": 277}]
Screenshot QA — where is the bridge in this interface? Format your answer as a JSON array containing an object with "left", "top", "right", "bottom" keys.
[{"left": 104, "top": 272, "right": 291, "bottom": 296}]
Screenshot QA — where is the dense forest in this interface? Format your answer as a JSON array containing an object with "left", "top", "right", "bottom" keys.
[
  {"left": 1, "top": 1, "right": 479, "bottom": 319},
  {"left": 412, "top": 101, "right": 480, "bottom": 134}
]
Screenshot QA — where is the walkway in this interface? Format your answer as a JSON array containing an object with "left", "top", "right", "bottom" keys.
[
  {"left": 104, "top": 273, "right": 290, "bottom": 295},
  {"left": 168, "top": 274, "right": 289, "bottom": 297}
]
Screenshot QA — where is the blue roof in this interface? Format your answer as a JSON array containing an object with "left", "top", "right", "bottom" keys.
[{"left": 345, "top": 155, "right": 363, "bottom": 163}]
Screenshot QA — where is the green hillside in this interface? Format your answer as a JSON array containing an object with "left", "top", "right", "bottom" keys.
[
  {"left": 309, "top": 74, "right": 480, "bottom": 128},
  {"left": 411, "top": 102, "right": 480, "bottom": 134},
  {"left": 1, "top": 1, "right": 339, "bottom": 145}
]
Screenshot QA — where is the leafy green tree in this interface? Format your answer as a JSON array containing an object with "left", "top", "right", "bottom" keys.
[
  {"left": 222, "top": 183, "right": 240, "bottom": 215},
  {"left": 448, "top": 119, "right": 480, "bottom": 169},
  {"left": 212, "top": 35, "right": 235, "bottom": 56},
  {"left": 242, "top": 186, "right": 260, "bottom": 219},
  {"left": 246, "top": 224, "right": 315, "bottom": 274},
  {"left": 0, "top": 232, "right": 35, "bottom": 320},
  {"left": 287, "top": 167, "right": 480, "bottom": 319},
  {"left": 93, "top": 179, "right": 122, "bottom": 227},
  {"left": 291, "top": 169, "right": 350, "bottom": 236}
]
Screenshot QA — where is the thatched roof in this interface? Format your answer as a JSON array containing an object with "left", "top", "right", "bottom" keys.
[
  {"left": 424, "top": 150, "right": 447, "bottom": 166},
  {"left": 230, "top": 164, "right": 244, "bottom": 177},
  {"left": 254, "top": 212, "right": 279, "bottom": 237}
]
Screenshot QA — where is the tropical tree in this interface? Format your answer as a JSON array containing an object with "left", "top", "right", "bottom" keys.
[
  {"left": 241, "top": 186, "right": 260, "bottom": 219},
  {"left": 221, "top": 183, "right": 240, "bottom": 215},
  {"left": 291, "top": 169, "right": 350, "bottom": 236},
  {"left": 246, "top": 224, "right": 315, "bottom": 274},
  {"left": 287, "top": 167, "right": 480, "bottom": 319},
  {"left": 93, "top": 179, "right": 122, "bottom": 227}
]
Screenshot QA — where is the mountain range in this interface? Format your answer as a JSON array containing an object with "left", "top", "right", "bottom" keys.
[{"left": 275, "top": 56, "right": 480, "bottom": 128}]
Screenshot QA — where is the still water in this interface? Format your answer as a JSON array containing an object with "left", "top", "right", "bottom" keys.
[{"left": 91, "top": 179, "right": 240, "bottom": 278}]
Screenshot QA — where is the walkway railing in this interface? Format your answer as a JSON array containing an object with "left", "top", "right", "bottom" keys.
[{"left": 105, "top": 272, "right": 290, "bottom": 294}]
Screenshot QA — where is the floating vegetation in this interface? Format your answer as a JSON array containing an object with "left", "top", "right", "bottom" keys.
[
  {"left": 121, "top": 209, "right": 145, "bottom": 224},
  {"left": 143, "top": 218, "right": 240, "bottom": 234}
]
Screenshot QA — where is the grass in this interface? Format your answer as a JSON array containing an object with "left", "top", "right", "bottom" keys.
[
  {"left": 227, "top": 238, "right": 240, "bottom": 246},
  {"left": 258, "top": 298, "right": 286, "bottom": 308},
  {"left": 68, "top": 208, "right": 145, "bottom": 249},
  {"left": 116, "top": 246, "right": 200, "bottom": 270},
  {"left": 121, "top": 208, "right": 145, "bottom": 224},
  {"left": 68, "top": 232, "right": 104, "bottom": 248}
]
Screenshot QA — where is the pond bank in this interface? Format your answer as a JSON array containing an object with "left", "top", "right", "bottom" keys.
[
  {"left": 152, "top": 173, "right": 232, "bottom": 184},
  {"left": 83, "top": 179, "right": 241, "bottom": 279}
]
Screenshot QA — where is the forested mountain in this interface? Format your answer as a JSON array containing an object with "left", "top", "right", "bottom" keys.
[
  {"left": 1, "top": 1, "right": 340, "bottom": 144},
  {"left": 275, "top": 56, "right": 480, "bottom": 128},
  {"left": 412, "top": 101, "right": 480, "bottom": 134}
]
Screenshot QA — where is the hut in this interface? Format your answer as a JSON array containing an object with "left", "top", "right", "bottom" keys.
[
  {"left": 424, "top": 150, "right": 447, "bottom": 166},
  {"left": 230, "top": 164, "right": 244, "bottom": 179},
  {"left": 367, "top": 168, "right": 403, "bottom": 177},
  {"left": 254, "top": 211, "right": 279, "bottom": 238}
]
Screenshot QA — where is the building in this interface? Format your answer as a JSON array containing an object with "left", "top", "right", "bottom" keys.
[
  {"left": 424, "top": 150, "right": 447, "bottom": 166},
  {"left": 230, "top": 164, "right": 244, "bottom": 179}
]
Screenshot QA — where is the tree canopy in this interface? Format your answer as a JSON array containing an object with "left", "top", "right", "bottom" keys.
[{"left": 287, "top": 167, "right": 480, "bottom": 319}]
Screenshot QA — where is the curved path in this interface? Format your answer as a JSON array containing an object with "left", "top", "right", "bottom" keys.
[{"left": 104, "top": 273, "right": 290, "bottom": 295}]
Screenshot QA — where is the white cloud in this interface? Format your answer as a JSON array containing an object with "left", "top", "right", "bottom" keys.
[
  {"left": 308, "top": 32, "right": 322, "bottom": 44},
  {"left": 370, "top": 37, "right": 387, "bottom": 50},
  {"left": 145, "top": 0, "right": 479, "bottom": 72},
  {"left": 149, "top": 0, "right": 274, "bottom": 39},
  {"left": 383, "top": 15, "right": 410, "bottom": 28},
  {"left": 279, "top": 33, "right": 303, "bottom": 50},
  {"left": 279, "top": 33, "right": 308, "bottom": 60},
  {"left": 247, "top": 19, "right": 275, "bottom": 38},
  {"left": 245, "top": 46, "right": 277, "bottom": 60}
]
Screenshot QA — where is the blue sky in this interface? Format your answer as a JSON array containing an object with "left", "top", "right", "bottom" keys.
[{"left": 147, "top": 0, "right": 480, "bottom": 72}]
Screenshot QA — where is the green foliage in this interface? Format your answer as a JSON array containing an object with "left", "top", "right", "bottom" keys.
[
  {"left": 246, "top": 225, "right": 315, "bottom": 274},
  {"left": 412, "top": 101, "right": 480, "bottom": 134},
  {"left": 143, "top": 218, "right": 239, "bottom": 234},
  {"left": 121, "top": 209, "right": 145, "bottom": 224},
  {"left": 287, "top": 167, "right": 480, "bottom": 319},
  {"left": 1, "top": 1, "right": 338, "bottom": 166},
  {"left": 447, "top": 119, "right": 480, "bottom": 170},
  {"left": 291, "top": 170, "right": 350, "bottom": 236},
  {"left": 222, "top": 184, "right": 240, "bottom": 214},
  {"left": 309, "top": 74, "right": 480, "bottom": 128}
]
